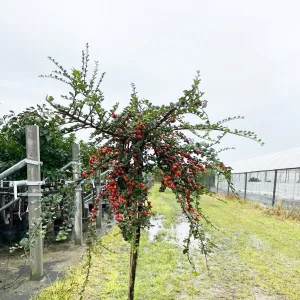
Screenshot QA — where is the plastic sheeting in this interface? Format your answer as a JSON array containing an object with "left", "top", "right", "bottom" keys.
[{"left": 230, "top": 147, "right": 300, "bottom": 173}]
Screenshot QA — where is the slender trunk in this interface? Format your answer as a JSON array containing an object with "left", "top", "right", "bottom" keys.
[{"left": 128, "top": 226, "right": 141, "bottom": 300}]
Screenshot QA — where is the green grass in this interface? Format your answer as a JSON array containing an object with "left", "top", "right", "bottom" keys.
[{"left": 35, "top": 184, "right": 300, "bottom": 300}]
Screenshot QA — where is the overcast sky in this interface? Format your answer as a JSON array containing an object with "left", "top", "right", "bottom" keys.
[{"left": 1, "top": 0, "right": 299, "bottom": 165}]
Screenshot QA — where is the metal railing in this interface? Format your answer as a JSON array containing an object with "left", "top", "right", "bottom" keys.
[{"left": 215, "top": 168, "right": 300, "bottom": 207}]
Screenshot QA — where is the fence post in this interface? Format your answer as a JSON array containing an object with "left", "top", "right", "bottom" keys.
[
  {"left": 25, "top": 125, "right": 43, "bottom": 280},
  {"left": 272, "top": 170, "right": 278, "bottom": 206},
  {"left": 244, "top": 173, "right": 248, "bottom": 199},
  {"left": 73, "top": 143, "right": 83, "bottom": 245},
  {"left": 216, "top": 175, "right": 219, "bottom": 193},
  {"left": 95, "top": 169, "right": 102, "bottom": 228},
  {"left": 264, "top": 171, "right": 267, "bottom": 182}
]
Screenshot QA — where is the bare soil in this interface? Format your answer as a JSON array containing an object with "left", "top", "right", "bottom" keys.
[{"left": 0, "top": 222, "right": 112, "bottom": 300}]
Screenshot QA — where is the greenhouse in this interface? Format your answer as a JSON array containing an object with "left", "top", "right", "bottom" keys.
[{"left": 217, "top": 147, "right": 300, "bottom": 206}]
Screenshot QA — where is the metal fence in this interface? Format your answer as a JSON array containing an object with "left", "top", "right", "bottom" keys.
[{"left": 215, "top": 168, "right": 300, "bottom": 207}]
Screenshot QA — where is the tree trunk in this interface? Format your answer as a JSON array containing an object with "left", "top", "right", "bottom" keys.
[{"left": 128, "top": 226, "right": 141, "bottom": 300}]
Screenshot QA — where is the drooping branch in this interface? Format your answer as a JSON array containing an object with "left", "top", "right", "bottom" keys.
[{"left": 40, "top": 44, "right": 264, "bottom": 300}]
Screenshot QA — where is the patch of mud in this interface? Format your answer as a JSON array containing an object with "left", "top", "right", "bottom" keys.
[
  {"left": 0, "top": 218, "right": 112, "bottom": 300},
  {"left": 0, "top": 242, "right": 86, "bottom": 300}
]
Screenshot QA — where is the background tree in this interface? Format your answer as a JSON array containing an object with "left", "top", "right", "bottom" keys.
[
  {"left": 41, "top": 44, "right": 262, "bottom": 300},
  {"left": 0, "top": 104, "right": 93, "bottom": 180}
]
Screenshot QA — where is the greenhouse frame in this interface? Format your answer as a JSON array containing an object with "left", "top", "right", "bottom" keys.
[{"left": 216, "top": 147, "right": 300, "bottom": 206}]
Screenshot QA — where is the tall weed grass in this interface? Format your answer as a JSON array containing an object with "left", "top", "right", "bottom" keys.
[{"left": 219, "top": 193, "right": 300, "bottom": 222}]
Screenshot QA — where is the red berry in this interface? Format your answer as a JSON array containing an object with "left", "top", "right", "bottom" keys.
[{"left": 115, "top": 214, "right": 123, "bottom": 221}]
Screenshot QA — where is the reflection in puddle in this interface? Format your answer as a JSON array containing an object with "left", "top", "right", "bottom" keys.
[
  {"left": 147, "top": 216, "right": 164, "bottom": 241},
  {"left": 171, "top": 221, "right": 190, "bottom": 245},
  {"left": 147, "top": 216, "right": 211, "bottom": 251}
]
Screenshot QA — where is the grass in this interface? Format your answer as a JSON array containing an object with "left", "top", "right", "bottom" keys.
[
  {"left": 223, "top": 194, "right": 300, "bottom": 222},
  {"left": 255, "top": 201, "right": 300, "bottom": 222},
  {"left": 35, "top": 185, "right": 300, "bottom": 300}
]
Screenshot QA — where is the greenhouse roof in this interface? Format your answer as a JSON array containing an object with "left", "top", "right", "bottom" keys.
[{"left": 229, "top": 147, "right": 300, "bottom": 173}]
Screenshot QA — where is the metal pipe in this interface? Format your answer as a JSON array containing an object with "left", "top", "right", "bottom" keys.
[
  {"left": 44, "top": 161, "right": 75, "bottom": 181},
  {"left": 0, "top": 159, "right": 27, "bottom": 180},
  {"left": 83, "top": 192, "right": 93, "bottom": 201},
  {"left": 100, "top": 169, "right": 112, "bottom": 176},
  {"left": 0, "top": 197, "right": 21, "bottom": 213},
  {"left": 60, "top": 161, "right": 75, "bottom": 171},
  {"left": 8, "top": 180, "right": 45, "bottom": 188},
  {"left": 9, "top": 180, "right": 28, "bottom": 187},
  {"left": 232, "top": 166, "right": 300, "bottom": 175},
  {"left": 84, "top": 196, "right": 93, "bottom": 203}
]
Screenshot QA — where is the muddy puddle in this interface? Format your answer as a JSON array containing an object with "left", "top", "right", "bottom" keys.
[{"left": 147, "top": 215, "right": 210, "bottom": 250}]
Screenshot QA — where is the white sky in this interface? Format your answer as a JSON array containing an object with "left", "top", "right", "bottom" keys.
[{"left": 1, "top": 0, "right": 299, "bottom": 165}]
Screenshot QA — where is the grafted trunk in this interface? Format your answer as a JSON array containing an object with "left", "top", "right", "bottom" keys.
[{"left": 128, "top": 226, "right": 141, "bottom": 300}]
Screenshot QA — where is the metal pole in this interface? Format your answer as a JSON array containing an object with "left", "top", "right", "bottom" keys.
[
  {"left": 0, "top": 159, "right": 27, "bottom": 180},
  {"left": 26, "top": 125, "right": 43, "bottom": 280},
  {"left": 244, "top": 173, "right": 248, "bottom": 199},
  {"left": 73, "top": 143, "right": 83, "bottom": 245},
  {"left": 272, "top": 170, "right": 278, "bottom": 206},
  {"left": 0, "top": 197, "right": 20, "bottom": 213},
  {"left": 95, "top": 169, "right": 102, "bottom": 228},
  {"left": 216, "top": 175, "right": 219, "bottom": 193}
]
